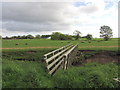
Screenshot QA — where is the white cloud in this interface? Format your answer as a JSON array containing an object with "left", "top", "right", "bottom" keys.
[{"left": 1, "top": 0, "right": 119, "bottom": 37}]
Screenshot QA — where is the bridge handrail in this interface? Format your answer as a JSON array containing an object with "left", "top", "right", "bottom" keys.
[
  {"left": 44, "top": 43, "right": 78, "bottom": 75},
  {"left": 45, "top": 44, "right": 73, "bottom": 64},
  {"left": 64, "top": 44, "right": 79, "bottom": 58},
  {"left": 44, "top": 43, "right": 72, "bottom": 58}
]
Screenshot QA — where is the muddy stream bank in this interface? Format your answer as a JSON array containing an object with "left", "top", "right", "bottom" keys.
[{"left": 71, "top": 50, "right": 119, "bottom": 66}]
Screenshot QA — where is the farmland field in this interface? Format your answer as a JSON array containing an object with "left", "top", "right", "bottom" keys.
[
  {"left": 1, "top": 38, "right": 120, "bottom": 88},
  {"left": 2, "top": 38, "right": 119, "bottom": 51}
]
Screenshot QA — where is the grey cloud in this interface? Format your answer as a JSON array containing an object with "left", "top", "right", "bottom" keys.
[
  {"left": 2, "top": 2, "right": 72, "bottom": 32},
  {"left": 2, "top": 2, "right": 65, "bottom": 23},
  {"left": 2, "top": 20, "right": 71, "bottom": 32},
  {"left": 80, "top": 5, "right": 98, "bottom": 14},
  {"left": 1, "top": 2, "right": 101, "bottom": 35}
]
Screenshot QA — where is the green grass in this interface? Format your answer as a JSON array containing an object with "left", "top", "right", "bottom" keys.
[
  {"left": 2, "top": 58, "right": 54, "bottom": 88},
  {"left": 2, "top": 39, "right": 75, "bottom": 48},
  {"left": 2, "top": 38, "right": 119, "bottom": 51},
  {"left": 54, "top": 63, "right": 119, "bottom": 88},
  {"left": 2, "top": 48, "right": 54, "bottom": 62},
  {"left": 2, "top": 38, "right": 119, "bottom": 88},
  {"left": 2, "top": 57, "right": 119, "bottom": 88},
  {"left": 2, "top": 49, "right": 119, "bottom": 88},
  {"left": 79, "top": 39, "right": 118, "bottom": 46},
  {"left": 78, "top": 38, "right": 118, "bottom": 51}
]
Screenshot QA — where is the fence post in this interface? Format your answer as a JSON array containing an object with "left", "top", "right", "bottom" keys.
[{"left": 63, "top": 55, "right": 68, "bottom": 70}]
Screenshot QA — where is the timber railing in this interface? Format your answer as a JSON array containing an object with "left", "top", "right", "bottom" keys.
[{"left": 44, "top": 43, "right": 78, "bottom": 75}]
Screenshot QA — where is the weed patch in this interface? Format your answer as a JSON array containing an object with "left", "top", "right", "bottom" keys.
[{"left": 54, "top": 63, "right": 119, "bottom": 88}]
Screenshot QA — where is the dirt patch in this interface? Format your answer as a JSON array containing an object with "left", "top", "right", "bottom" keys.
[
  {"left": 1, "top": 46, "right": 119, "bottom": 50},
  {"left": 85, "top": 51, "right": 119, "bottom": 64},
  {"left": 79, "top": 50, "right": 96, "bottom": 52},
  {"left": 72, "top": 50, "right": 119, "bottom": 66},
  {"left": 79, "top": 46, "right": 120, "bottom": 48},
  {"left": 26, "top": 50, "right": 37, "bottom": 54},
  {"left": 0, "top": 46, "right": 59, "bottom": 50},
  {"left": 16, "top": 58, "right": 36, "bottom": 61}
]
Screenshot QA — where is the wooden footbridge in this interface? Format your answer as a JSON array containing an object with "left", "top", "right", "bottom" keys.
[{"left": 44, "top": 43, "right": 79, "bottom": 75}]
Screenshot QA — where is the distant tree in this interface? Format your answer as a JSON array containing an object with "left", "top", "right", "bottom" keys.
[
  {"left": 72, "top": 35, "right": 76, "bottom": 39},
  {"left": 21, "top": 35, "right": 27, "bottom": 39},
  {"left": 73, "top": 30, "right": 81, "bottom": 40},
  {"left": 5, "top": 36, "right": 9, "bottom": 39},
  {"left": 86, "top": 34, "right": 93, "bottom": 41},
  {"left": 59, "top": 34, "right": 66, "bottom": 40},
  {"left": 41, "top": 35, "right": 51, "bottom": 39},
  {"left": 35, "top": 35, "right": 41, "bottom": 39},
  {"left": 100, "top": 25, "right": 113, "bottom": 41},
  {"left": 11, "top": 36, "right": 17, "bottom": 39},
  {"left": 11, "top": 35, "right": 27, "bottom": 39},
  {"left": 65, "top": 34, "right": 72, "bottom": 40},
  {"left": 51, "top": 32, "right": 61, "bottom": 40},
  {"left": 16, "top": 35, "right": 21, "bottom": 39},
  {"left": 59, "top": 34, "right": 72, "bottom": 40},
  {"left": 26, "top": 35, "right": 34, "bottom": 39},
  {"left": 51, "top": 32, "right": 72, "bottom": 40},
  {"left": 81, "top": 36, "right": 86, "bottom": 38}
]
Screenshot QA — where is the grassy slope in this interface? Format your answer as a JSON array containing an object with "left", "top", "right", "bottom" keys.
[
  {"left": 2, "top": 48, "right": 54, "bottom": 62},
  {"left": 2, "top": 49, "right": 119, "bottom": 88},
  {"left": 2, "top": 58, "right": 119, "bottom": 88},
  {"left": 2, "top": 38, "right": 119, "bottom": 88},
  {"left": 2, "top": 58, "right": 54, "bottom": 88},
  {"left": 54, "top": 63, "right": 119, "bottom": 88}
]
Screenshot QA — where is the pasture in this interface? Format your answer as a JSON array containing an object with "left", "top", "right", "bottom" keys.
[
  {"left": 2, "top": 38, "right": 120, "bottom": 88},
  {"left": 2, "top": 38, "right": 119, "bottom": 51}
]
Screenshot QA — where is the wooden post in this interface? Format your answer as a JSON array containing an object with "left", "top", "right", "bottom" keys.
[
  {"left": 64, "top": 55, "right": 68, "bottom": 70},
  {"left": 61, "top": 57, "right": 65, "bottom": 69}
]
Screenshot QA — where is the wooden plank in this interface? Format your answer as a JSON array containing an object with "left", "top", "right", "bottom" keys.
[
  {"left": 47, "top": 54, "right": 64, "bottom": 70},
  {"left": 44, "top": 43, "right": 78, "bottom": 75},
  {"left": 49, "top": 59, "right": 64, "bottom": 75},
  {"left": 45, "top": 45, "right": 73, "bottom": 63},
  {"left": 113, "top": 78, "right": 120, "bottom": 82},
  {"left": 64, "top": 44, "right": 78, "bottom": 56},
  {"left": 45, "top": 46, "right": 70, "bottom": 64},
  {"left": 44, "top": 43, "right": 72, "bottom": 57}
]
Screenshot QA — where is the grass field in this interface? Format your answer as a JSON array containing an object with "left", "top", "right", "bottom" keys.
[
  {"left": 2, "top": 38, "right": 119, "bottom": 51},
  {"left": 2, "top": 38, "right": 120, "bottom": 88}
]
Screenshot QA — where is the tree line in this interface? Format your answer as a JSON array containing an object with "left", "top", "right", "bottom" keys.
[
  {"left": 2, "top": 35, "right": 51, "bottom": 39},
  {"left": 1, "top": 25, "right": 113, "bottom": 41},
  {"left": 1, "top": 32, "right": 93, "bottom": 41}
]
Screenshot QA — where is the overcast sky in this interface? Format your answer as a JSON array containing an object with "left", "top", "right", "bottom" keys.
[{"left": 0, "top": 0, "right": 119, "bottom": 38}]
